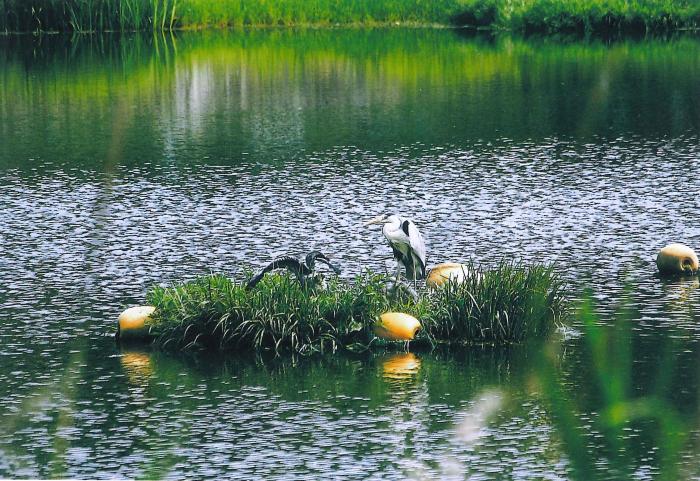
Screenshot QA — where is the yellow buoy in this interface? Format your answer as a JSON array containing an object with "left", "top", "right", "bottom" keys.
[
  {"left": 427, "top": 262, "right": 470, "bottom": 288},
  {"left": 374, "top": 312, "right": 421, "bottom": 341},
  {"left": 656, "top": 243, "right": 699, "bottom": 275},
  {"left": 117, "top": 305, "right": 156, "bottom": 341}
]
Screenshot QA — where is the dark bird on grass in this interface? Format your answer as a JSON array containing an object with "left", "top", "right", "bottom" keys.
[
  {"left": 363, "top": 214, "right": 426, "bottom": 284},
  {"left": 245, "top": 251, "right": 342, "bottom": 290}
]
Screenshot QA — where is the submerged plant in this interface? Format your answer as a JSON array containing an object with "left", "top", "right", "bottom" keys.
[{"left": 144, "top": 261, "right": 566, "bottom": 355}]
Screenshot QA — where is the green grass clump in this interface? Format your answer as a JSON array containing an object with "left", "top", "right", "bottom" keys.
[
  {"left": 0, "top": 0, "right": 470, "bottom": 32},
  {"left": 423, "top": 262, "right": 566, "bottom": 343},
  {"left": 146, "top": 272, "right": 416, "bottom": 354},
  {"left": 144, "top": 262, "right": 566, "bottom": 355},
  {"left": 175, "top": 0, "right": 466, "bottom": 28}
]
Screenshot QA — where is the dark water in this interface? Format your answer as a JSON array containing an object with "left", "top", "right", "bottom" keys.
[{"left": 1, "top": 29, "right": 699, "bottom": 479}]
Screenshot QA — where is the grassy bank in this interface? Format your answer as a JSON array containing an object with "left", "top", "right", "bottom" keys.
[
  {"left": 0, "top": 0, "right": 467, "bottom": 32},
  {"left": 500, "top": 0, "right": 700, "bottom": 35},
  {"left": 143, "top": 262, "right": 566, "bottom": 354},
  {"left": 1, "top": 0, "right": 698, "bottom": 34}
]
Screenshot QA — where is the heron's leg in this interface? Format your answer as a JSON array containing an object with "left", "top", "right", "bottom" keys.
[{"left": 395, "top": 261, "right": 402, "bottom": 282}]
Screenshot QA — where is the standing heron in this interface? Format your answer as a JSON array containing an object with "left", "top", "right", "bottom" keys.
[
  {"left": 364, "top": 214, "right": 426, "bottom": 284},
  {"left": 246, "top": 250, "right": 341, "bottom": 290}
]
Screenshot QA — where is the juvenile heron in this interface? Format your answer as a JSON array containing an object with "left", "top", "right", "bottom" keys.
[
  {"left": 245, "top": 251, "right": 341, "bottom": 290},
  {"left": 364, "top": 214, "right": 426, "bottom": 284}
]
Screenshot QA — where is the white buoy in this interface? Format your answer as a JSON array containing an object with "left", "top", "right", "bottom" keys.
[
  {"left": 656, "top": 243, "right": 699, "bottom": 275},
  {"left": 426, "top": 262, "right": 471, "bottom": 288},
  {"left": 117, "top": 306, "right": 156, "bottom": 341}
]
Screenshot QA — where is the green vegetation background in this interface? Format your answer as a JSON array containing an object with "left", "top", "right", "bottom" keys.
[{"left": 1, "top": 0, "right": 698, "bottom": 34}]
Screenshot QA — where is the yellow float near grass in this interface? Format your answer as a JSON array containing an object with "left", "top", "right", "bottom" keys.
[
  {"left": 427, "top": 262, "right": 470, "bottom": 288},
  {"left": 117, "top": 305, "right": 156, "bottom": 341},
  {"left": 374, "top": 312, "right": 421, "bottom": 341},
  {"left": 656, "top": 243, "right": 699, "bottom": 275}
]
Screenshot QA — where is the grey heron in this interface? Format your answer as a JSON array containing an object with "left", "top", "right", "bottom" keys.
[
  {"left": 364, "top": 214, "right": 426, "bottom": 284},
  {"left": 245, "top": 250, "right": 341, "bottom": 290}
]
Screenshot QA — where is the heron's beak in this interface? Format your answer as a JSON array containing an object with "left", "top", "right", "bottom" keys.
[
  {"left": 362, "top": 215, "right": 387, "bottom": 227},
  {"left": 326, "top": 261, "right": 342, "bottom": 275},
  {"left": 314, "top": 254, "right": 342, "bottom": 275}
]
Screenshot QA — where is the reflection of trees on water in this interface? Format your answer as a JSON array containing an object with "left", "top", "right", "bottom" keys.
[{"left": 2, "top": 31, "right": 699, "bottom": 172}]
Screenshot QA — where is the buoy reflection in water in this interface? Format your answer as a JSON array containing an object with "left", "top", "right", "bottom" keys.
[
  {"left": 661, "top": 276, "right": 700, "bottom": 313},
  {"left": 120, "top": 350, "right": 154, "bottom": 386},
  {"left": 381, "top": 352, "right": 422, "bottom": 382}
]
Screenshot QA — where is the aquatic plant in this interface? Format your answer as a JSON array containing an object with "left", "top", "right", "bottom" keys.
[
  {"left": 146, "top": 272, "right": 413, "bottom": 354},
  {"left": 0, "top": 0, "right": 178, "bottom": 33},
  {"left": 423, "top": 262, "right": 566, "bottom": 343},
  {"left": 534, "top": 293, "right": 689, "bottom": 481},
  {"left": 143, "top": 262, "right": 566, "bottom": 354},
  {"left": 499, "top": 0, "right": 700, "bottom": 35}
]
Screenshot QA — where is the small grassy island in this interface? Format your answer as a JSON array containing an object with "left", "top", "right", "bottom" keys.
[
  {"left": 1, "top": 0, "right": 698, "bottom": 34},
  {"left": 135, "top": 262, "right": 567, "bottom": 355}
]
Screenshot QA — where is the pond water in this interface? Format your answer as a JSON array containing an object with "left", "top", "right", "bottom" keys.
[{"left": 0, "top": 28, "right": 699, "bottom": 479}]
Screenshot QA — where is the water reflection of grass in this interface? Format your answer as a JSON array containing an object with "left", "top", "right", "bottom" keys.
[
  {"left": 3, "top": 318, "right": 695, "bottom": 479},
  {"left": 2, "top": 30, "right": 698, "bottom": 172}
]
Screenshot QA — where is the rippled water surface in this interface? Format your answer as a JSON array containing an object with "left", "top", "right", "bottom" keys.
[{"left": 1, "top": 29, "right": 700, "bottom": 479}]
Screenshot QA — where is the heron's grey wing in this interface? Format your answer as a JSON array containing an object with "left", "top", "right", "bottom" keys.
[
  {"left": 406, "top": 220, "right": 427, "bottom": 277},
  {"left": 245, "top": 257, "right": 304, "bottom": 289}
]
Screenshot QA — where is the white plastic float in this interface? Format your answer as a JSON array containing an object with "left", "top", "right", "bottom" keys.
[
  {"left": 426, "top": 262, "right": 471, "bottom": 288},
  {"left": 656, "top": 243, "right": 699, "bottom": 275},
  {"left": 117, "top": 305, "right": 156, "bottom": 341}
]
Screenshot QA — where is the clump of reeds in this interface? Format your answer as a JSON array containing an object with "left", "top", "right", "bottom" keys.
[
  {"left": 535, "top": 293, "right": 689, "bottom": 480},
  {"left": 1, "top": 0, "right": 178, "bottom": 33},
  {"left": 144, "top": 261, "right": 566, "bottom": 355},
  {"left": 146, "top": 272, "right": 408, "bottom": 354},
  {"left": 424, "top": 262, "right": 567, "bottom": 344}
]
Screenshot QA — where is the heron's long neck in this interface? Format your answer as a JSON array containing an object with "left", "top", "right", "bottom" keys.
[{"left": 383, "top": 218, "right": 401, "bottom": 237}]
